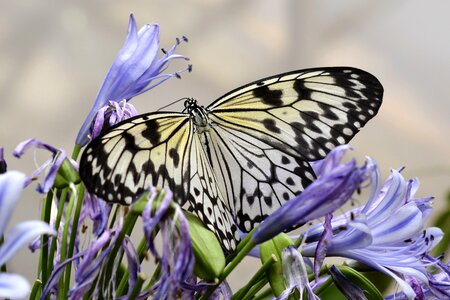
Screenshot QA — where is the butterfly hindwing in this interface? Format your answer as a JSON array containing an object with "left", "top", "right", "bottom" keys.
[
  {"left": 200, "top": 125, "right": 315, "bottom": 232},
  {"left": 189, "top": 134, "right": 240, "bottom": 250}
]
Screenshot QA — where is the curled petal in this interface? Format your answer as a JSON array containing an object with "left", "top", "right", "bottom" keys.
[{"left": 13, "top": 138, "right": 57, "bottom": 157}]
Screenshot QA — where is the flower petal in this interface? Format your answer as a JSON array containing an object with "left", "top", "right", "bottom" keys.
[
  {"left": 0, "top": 273, "right": 31, "bottom": 299},
  {"left": 0, "top": 171, "right": 26, "bottom": 235},
  {"left": 0, "top": 220, "right": 54, "bottom": 266}
]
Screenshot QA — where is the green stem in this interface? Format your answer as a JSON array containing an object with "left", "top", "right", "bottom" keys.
[
  {"left": 46, "top": 188, "right": 68, "bottom": 286},
  {"left": 29, "top": 279, "right": 43, "bottom": 300},
  {"left": 252, "top": 287, "right": 273, "bottom": 300},
  {"left": 294, "top": 235, "right": 304, "bottom": 248},
  {"left": 71, "top": 144, "right": 82, "bottom": 161},
  {"left": 62, "top": 184, "right": 85, "bottom": 297},
  {"left": 232, "top": 254, "right": 276, "bottom": 300},
  {"left": 39, "top": 191, "right": 54, "bottom": 288},
  {"left": 200, "top": 236, "right": 256, "bottom": 300},
  {"left": 144, "top": 263, "right": 161, "bottom": 292},
  {"left": 136, "top": 237, "right": 148, "bottom": 261},
  {"left": 103, "top": 204, "right": 141, "bottom": 283},
  {"left": 116, "top": 263, "right": 129, "bottom": 297},
  {"left": 57, "top": 190, "right": 76, "bottom": 299},
  {"left": 242, "top": 278, "right": 271, "bottom": 300},
  {"left": 314, "top": 275, "right": 333, "bottom": 296},
  {"left": 128, "top": 273, "right": 147, "bottom": 300},
  {"left": 116, "top": 237, "right": 149, "bottom": 296}
]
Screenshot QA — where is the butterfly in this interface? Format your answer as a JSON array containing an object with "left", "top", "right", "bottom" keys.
[{"left": 79, "top": 67, "right": 383, "bottom": 251}]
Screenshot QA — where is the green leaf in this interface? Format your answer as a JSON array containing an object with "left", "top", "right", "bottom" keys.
[
  {"left": 185, "top": 211, "right": 225, "bottom": 280},
  {"left": 259, "top": 233, "right": 294, "bottom": 296}
]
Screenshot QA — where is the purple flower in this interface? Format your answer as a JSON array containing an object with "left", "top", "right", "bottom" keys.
[
  {"left": 90, "top": 99, "right": 138, "bottom": 140},
  {"left": 0, "top": 171, "right": 54, "bottom": 299},
  {"left": 142, "top": 189, "right": 197, "bottom": 298},
  {"left": 302, "top": 159, "right": 442, "bottom": 299},
  {"left": 68, "top": 227, "right": 122, "bottom": 299},
  {"left": 78, "top": 193, "right": 111, "bottom": 236},
  {"left": 13, "top": 138, "right": 78, "bottom": 193},
  {"left": 253, "top": 145, "right": 366, "bottom": 244},
  {"left": 76, "top": 14, "right": 191, "bottom": 146}
]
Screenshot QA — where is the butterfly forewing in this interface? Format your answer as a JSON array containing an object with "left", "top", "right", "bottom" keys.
[
  {"left": 80, "top": 112, "right": 193, "bottom": 205},
  {"left": 207, "top": 67, "right": 383, "bottom": 160}
]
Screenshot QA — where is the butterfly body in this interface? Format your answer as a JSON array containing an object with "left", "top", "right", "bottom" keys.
[{"left": 80, "top": 67, "right": 383, "bottom": 251}]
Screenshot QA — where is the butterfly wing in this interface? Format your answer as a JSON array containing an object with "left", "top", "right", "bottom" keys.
[
  {"left": 80, "top": 112, "right": 193, "bottom": 205},
  {"left": 80, "top": 112, "right": 240, "bottom": 251},
  {"left": 205, "top": 67, "right": 383, "bottom": 231},
  {"left": 189, "top": 134, "right": 240, "bottom": 250},
  {"left": 199, "top": 126, "right": 314, "bottom": 232}
]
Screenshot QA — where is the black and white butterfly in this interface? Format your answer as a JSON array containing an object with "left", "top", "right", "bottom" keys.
[{"left": 79, "top": 67, "right": 383, "bottom": 251}]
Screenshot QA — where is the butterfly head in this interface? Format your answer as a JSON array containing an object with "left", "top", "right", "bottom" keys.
[{"left": 184, "top": 98, "right": 209, "bottom": 129}]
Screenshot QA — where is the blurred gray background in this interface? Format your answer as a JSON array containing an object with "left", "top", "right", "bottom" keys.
[{"left": 2, "top": 0, "right": 449, "bottom": 293}]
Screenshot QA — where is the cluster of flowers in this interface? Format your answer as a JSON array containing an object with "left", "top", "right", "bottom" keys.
[{"left": 1, "top": 14, "right": 449, "bottom": 300}]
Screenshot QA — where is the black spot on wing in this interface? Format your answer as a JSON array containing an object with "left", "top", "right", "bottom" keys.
[
  {"left": 168, "top": 148, "right": 180, "bottom": 167},
  {"left": 262, "top": 118, "right": 281, "bottom": 134},
  {"left": 253, "top": 85, "right": 283, "bottom": 106},
  {"left": 141, "top": 119, "right": 161, "bottom": 145}
]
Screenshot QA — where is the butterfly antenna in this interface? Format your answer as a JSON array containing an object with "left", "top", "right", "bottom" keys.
[{"left": 157, "top": 97, "right": 191, "bottom": 111}]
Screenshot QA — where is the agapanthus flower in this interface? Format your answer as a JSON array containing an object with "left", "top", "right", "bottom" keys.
[
  {"left": 253, "top": 145, "right": 366, "bottom": 244},
  {"left": 142, "top": 189, "right": 197, "bottom": 298},
  {"left": 13, "top": 138, "right": 78, "bottom": 193},
  {"left": 78, "top": 193, "right": 111, "bottom": 236},
  {"left": 0, "top": 171, "right": 54, "bottom": 299},
  {"left": 302, "top": 156, "right": 443, "bottom": 299},
  {"left": 90, "top": 99, "right": 138, "bottom": 140},
  {"left": 76, "top": 14, "right": 191, "bottom": 146},
  {"left": 277, "top": 245, "right": 319, "bottom": 300},
  {"left": 41, "top": 224, "right": 124, "bottom": 299}
]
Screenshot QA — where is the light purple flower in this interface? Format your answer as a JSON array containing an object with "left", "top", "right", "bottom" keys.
[
  {"left": 13, "top": 138, "right": 78, "bottom": 193},
  {"left": 385, "top": 263, "right": 450, "bottom": 300},
  {"left": 302, "top": 159, "right": 442, "bottom": 299},
  {"left": 276, "top": 245, "right": 319, "bottom": 300},
  {"left": 253, "top": 145, "right": 366, "bottom": 244},
  {"left": 76, "top": 14, "right": 191, "bottom": 146},
  {"left": 0, "top": 171, "right": 54, "bottom": 299}
]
